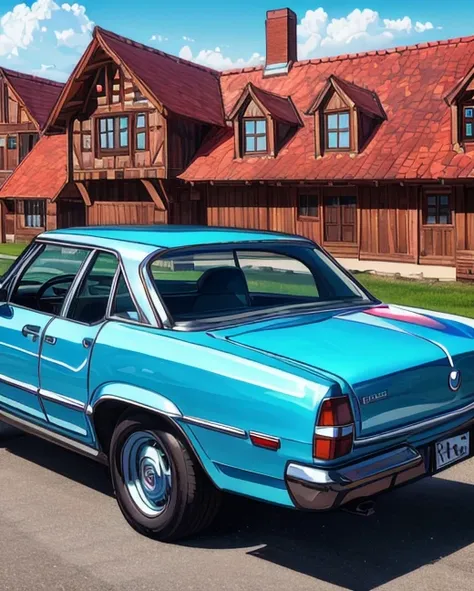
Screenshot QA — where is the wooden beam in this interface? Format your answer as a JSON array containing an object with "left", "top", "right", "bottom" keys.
[
  {"left": 142, "top": 179, "right": 166, "bottom": 211},
  {"left": 75, "top": 182, "right": 91, "bottom": 206},
  {"left": 83, "top": 58, "right": 112, "bottom": 73}
]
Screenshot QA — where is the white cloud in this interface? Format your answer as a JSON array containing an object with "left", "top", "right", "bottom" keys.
[
  {"left": 150, "top": 33, "right": 167, "bottom": 42},
  {"left": 182, "top": 35, "right": 195, "bottom": 42},
  {"left": 383, "top": 16, "right": 412, "bottom": 32},
  {"left": 0, "top": 0, "right": 93, "bottom": 78},
  {"left": 179, "top": 44, "right": 264, "bottom": 70},
  {"left": 414, "top": 21, "right": 434, "bottom": 33},
  {"left": 297, "top": 7, "right": 439, "bottom": 59}
]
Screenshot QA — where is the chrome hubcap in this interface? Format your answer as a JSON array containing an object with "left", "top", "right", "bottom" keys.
[{"left": 121, "top": 431, "right": 172, "bottom": 517}]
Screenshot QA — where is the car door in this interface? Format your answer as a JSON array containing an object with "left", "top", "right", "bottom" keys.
[
  {"left": 39, "top": 250, "right": 120, "bottom": 444},
  {"left": 0, "top": 242, "right": 90, "bottom": 421}
]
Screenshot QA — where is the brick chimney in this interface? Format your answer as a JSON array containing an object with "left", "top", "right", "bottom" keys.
[{"left": 264, "top": 8, "right": 297, "bottom": 77}]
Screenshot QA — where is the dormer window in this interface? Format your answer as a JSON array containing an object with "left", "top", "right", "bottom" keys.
[
  {"left": 463, "top": 106, "right": 474, "bottom": 140},
  {"left": 228, "top": 83, "right": 302, "bottom": 159},
  {"left": 244, "top": 118, "right": 267, "bottom": 154},
  {"left": 326, "top": 111, "right": 350, "bottom": 150},
  {"left": 309, "top": 76, "right": 385, "bottom": 157}
]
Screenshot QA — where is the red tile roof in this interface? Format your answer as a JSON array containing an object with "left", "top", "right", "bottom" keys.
[
  {"left": 181, "top": 35, "right": 474, "bottom": 182},
  {"left": 97, "top": 28, "right": 225, "bottom": 127},
  {"left": 0, "top": 135, "right": 67, "bottom": 199},
  {"left": 1, "top": 68, "right": 63, "bottom": 131},
  {"left": 246, "top": 83, "right": 301, "bottom": 125}
]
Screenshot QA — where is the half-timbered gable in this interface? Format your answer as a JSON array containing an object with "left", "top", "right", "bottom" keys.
[{"left": 0, "top": 68, "right": 63, "bottom": 184}]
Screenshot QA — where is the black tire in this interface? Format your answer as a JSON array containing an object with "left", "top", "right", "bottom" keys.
[{"left": 109, "top": 412, "right": 221, "bottom": 541}]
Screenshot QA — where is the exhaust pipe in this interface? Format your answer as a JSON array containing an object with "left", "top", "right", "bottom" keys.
[{"left": 341, "top": 499, "right": 376, "bottom": 517}]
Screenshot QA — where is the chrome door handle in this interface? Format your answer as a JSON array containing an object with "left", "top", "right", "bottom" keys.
[
  {"left": 82, "top": 338, "right": 93, "bottom": 349},
  {"left": 44, "top": 335, "right": 57, "bottom": 345},
  {"left": 22, "top": 324, "right": 40, "bottom": 341}
]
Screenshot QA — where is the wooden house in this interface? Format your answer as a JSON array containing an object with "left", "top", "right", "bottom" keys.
[
  {"left": 4, "top": 8, "right": 474, "bottom": 279},
  {"left": 0, "top": 69, "right": 63, "bottom": 240}
]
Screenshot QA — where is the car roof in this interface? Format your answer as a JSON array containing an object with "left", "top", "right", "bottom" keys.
[{"left": 42, "top": 225, "right": 308, "bottom": 250}]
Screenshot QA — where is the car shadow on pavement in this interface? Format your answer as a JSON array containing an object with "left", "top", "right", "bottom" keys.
[
  {"left": 0, "top": 432, "right": 113, "bottom": 497},
  {"left": 188, "top": 476, "right": 474, "bottom": 591},
  {"left": 4, "top": 432, "right": 474, "bottom": 591}
]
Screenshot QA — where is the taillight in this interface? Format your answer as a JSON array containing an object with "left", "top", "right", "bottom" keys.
[{"left": 313, "top": 396, "right": 354, "bottom": 460}]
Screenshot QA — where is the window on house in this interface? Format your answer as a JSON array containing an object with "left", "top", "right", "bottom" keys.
[
  {"left": 7, "top": 136, "right": 17, "bottom": 150},
  {"left": 298, "top": 194, "right": 319, "bottom": 218},
  {"left": 98, "top": 116, "right": 129, "bottom": 152},
  {"left": 24, "top": 200, "right": 45, "bottom": 228},
  {"left": 244, "top": 118, "right": 267, "bottom": 153},
  {"left": 19, "top": 133, "right": 39, "bottom": 162},
  {"left": 325, "top": 111, "right": 350, "bottom": 150},
  {"left": 425, "top": 194, "right": 451, "bottom": 225},
  {"left": 463, "top": 106, "right": 474, "bottom": 140},
  {"left": 135, "top": 113, "right": 147, "bottom": 151}
]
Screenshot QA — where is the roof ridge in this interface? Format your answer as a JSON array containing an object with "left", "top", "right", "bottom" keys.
[
  {"left": 95, "top": 26, "right": 221, "bottom": 79},
  {"left": 221, "top": 33, "right": 474, "bottom": 77},
  {"left": 1, "top": 67, "right": 64, "bottom": 87}
]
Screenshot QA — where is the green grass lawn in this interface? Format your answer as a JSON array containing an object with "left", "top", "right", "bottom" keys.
[
  {"left": 357, "top": 273, "right": 474, "bottom": 319},
  {"left": 0, "top": 243, "right": 28, "bottom": 257}
]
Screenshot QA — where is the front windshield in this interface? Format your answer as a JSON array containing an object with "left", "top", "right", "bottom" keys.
[{"left": 149, "top": 243, "right": 373, "bottom": 325}]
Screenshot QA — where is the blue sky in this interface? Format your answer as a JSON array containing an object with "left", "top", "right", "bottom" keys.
[{"left": 0, "top": 0, "right": 470, "bottom": 81}]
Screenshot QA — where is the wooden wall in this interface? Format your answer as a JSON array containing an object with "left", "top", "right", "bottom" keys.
[
  {"left": 359, "top": 185, "right": 417, "bottom": 262},
  {"left": 205, "top": 182, "right": 463, "bottom": 267},
  {"left": 80, "top": 179, "right": 167, "bottom": 225}
]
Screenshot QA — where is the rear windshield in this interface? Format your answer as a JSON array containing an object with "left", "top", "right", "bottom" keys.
[{"left": 148, "top": 243, "right": 372, "bottom": 325}]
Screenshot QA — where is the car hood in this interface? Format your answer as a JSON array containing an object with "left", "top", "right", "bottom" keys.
[{"left": 212, "top": 305, "right": 474, "bottom": 437}]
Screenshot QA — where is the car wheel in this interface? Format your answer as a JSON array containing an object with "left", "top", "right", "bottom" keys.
[{"left": 109, "top": 413, "right": 221, "bottom": 541}]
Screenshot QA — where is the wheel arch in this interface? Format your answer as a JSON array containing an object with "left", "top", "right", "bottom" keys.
[{"left": 88, "top": 384, "right": 219, "bottom": 488}]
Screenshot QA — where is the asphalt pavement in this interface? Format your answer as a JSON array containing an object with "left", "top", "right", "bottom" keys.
[{"left": 2, "top": 423, "right": 474, "bottom": 591}]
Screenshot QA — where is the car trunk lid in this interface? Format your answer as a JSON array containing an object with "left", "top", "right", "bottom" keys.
[{"left": 213, "top": 305, "right": 474, "bottom": 437}]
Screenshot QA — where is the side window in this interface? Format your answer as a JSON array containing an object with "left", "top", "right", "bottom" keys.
[
  {"left": 110, "top": 272, "right": 140, "bottom": 321},
  {"left": 236, "top": 251, "right": 319, "bottom": 298},
  {"left": 67, "top": 252, "right": 118, "bottom": 324},
  {"left": 10, "top": 244, "right": 89, "bottom": 314}
]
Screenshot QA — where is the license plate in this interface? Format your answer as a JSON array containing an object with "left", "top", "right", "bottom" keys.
[{"left": 435, "top": 432, "right": 470, "bottom": 470}]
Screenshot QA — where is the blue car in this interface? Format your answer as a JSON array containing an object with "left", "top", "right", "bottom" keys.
[{"left": 0, "top": 225, "right": 473, "bottom": 541}]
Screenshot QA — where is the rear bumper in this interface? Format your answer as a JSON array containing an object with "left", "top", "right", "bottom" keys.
[{"left": 286, "top": 446, "right": 426, "bottom": 510}]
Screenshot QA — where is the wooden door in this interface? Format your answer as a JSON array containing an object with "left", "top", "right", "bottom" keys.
[
  {"left": 324, "top": 196, "right": 357, "bottom": 243},
  {"left": 419, "top": 193, "right": 455, "bottom": 264},
  {"left": 57, "top": 199, "right": 86, "bottom": 229}
]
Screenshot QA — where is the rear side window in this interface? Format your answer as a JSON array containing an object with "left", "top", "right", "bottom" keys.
[{"left": 67, "top": 252, "right": 118, "bottom": 324}]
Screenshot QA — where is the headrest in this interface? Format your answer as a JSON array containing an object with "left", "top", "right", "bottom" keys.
[{"left": 197, "top": 266, "right": 249, "bottom": 295}]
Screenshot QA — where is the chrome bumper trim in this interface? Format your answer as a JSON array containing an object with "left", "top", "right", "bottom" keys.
[{"left": 286, "top": 446, "right": 424, "bottom": 510}]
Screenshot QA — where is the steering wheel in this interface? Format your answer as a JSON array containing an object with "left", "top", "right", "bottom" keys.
[{"left": 35, "top": 274, "right": 76, "bottom": 311}]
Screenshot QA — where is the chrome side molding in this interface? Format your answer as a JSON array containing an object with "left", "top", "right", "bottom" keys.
[
  {"left": 180, "top": 416, "right": 247, "bottom": 438},
  {"left": 39, "top": 389, "right": 86, "bottom": 412},
  {"left": 0, "top": 408, "right": 106, "bottom": 463}
]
